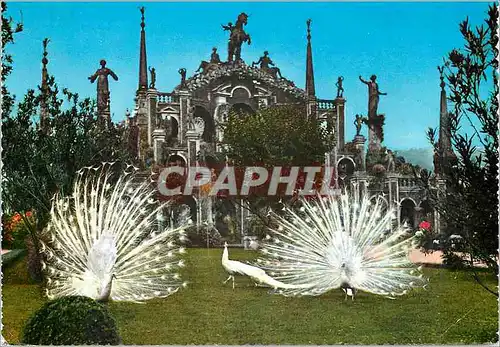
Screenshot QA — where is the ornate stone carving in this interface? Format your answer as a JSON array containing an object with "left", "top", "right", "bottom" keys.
[
  {"left": 176, "top": 63, "right": 305, "bottom": 100},
  {"left": 194, "top": 117, "right": 205, "bottom": 135}
]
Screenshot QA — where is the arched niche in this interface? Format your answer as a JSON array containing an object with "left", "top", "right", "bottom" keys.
[
  {"left": 193, "top": 106, "right": 215, "bottom": 143},
  {"left": 169, "top": 116, "right": 179, "bottom": 138},
  {"left": 337, "top": 157, "right": 356, "bottom": 189},
  {"left": 167, "top": 153, "right": 187, "bottom": 167},
  {"left": 400, "top": 198, "right": 416, "bottom": 228}
]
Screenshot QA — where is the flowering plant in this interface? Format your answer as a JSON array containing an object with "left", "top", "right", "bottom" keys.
[
  {"left": 1, "top": 210, "right": 35, "bottom": 249},
  {"left": 415, "top": 220, "right": 431, "bottom": 237},
  {"left": 414, "top": 219, "right": 442, "bottom": 252}
]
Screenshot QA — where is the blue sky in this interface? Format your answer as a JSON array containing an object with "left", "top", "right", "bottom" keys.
[{"left": 5, "top": 1, "right": 492, "bottom": 152}]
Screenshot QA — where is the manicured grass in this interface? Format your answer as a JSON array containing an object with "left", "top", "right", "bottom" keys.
[{"left": 2, "top": 248, "right": 498, "bottom": 344}]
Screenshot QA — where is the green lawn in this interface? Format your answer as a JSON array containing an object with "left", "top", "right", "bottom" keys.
[{"left": 2, "top": 248, "right": 498, "bottom": 344}]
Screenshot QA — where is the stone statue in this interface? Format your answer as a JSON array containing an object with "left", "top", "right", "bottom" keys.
[
  {"left": 359, "top": 75, "right": 386, "bottom": 118},
  {"left": 354, "top": 114, "right": 366, "bottom": 136},
  {"left": 88, "top": 60, "right": 118, "bottom": 115},
  {"left": 178, "top": 68, "right": 186, "bottom": 87},
  {"left": 210, "top": 47, "right": 221, "bottom": 64},
  {"left": 186, "top": 105, "right": 196, "bottom": 130},
  {"left": 385, "top": 149, "right": 395, "bottom": 172},
  {"left": 336, "top": 76, "right": 344, "bottom": 98},
  {"left": 222, "top": 22, "right": 234, "bottom": 32},
  {"left": 224, "top": 13, "right": 251, "bottom": 63},
  {"left": 149, "top": 67, "right": 156, "bottom": 89},
  {"left": 196, "top": 48, "right": 221, "bottom": 74},
  {"left": 252, "top": 51, "right": 282, "bottom": 79}
]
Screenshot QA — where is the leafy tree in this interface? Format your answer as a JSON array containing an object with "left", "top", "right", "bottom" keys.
[
  {"left": 1, "top": 4, "right": 133, "bottom": 280},
  {"left": 216, "top": 105, "right": 335, "bottom": 229},
  {"left": 1, "top": 2, "right": 23, "bottom": 117},
  {"left": 2, "top": 75, "right": 133, "bottom": 280},
  {"left": 420, "top": 4, "right": 498, "bottom": 296}
]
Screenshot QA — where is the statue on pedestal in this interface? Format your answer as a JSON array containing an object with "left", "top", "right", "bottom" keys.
[
  {"left": 186, "top": 105, "right": 196, "bottom": 130},
  {"left": 224, "top": 13, "right": 251, "bottom": 63},
  {"left": 88, "top": 60, "right": 118, "bottom": 115},
  {"left": 359, "top": 75, "right": 386, "bottom": 118},
  {"left": 178, "top": 68, "right": 187, "bottom": 87},
  {"left": 149, "top": 67, "right": 156, "bottom": 89},
  {"left": 335, "top": 76, "right": 344, "bottom": 98},
  {"left": 354, "top": 114, "right": 367, "bottom": 136}
]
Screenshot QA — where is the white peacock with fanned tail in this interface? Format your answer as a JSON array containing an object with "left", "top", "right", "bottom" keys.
[
  {"left": 39, "top": 163, "right": 191, "bottom": 303},
  {"left": 256, "top": 192, "right": 428, "bottom": 300}
]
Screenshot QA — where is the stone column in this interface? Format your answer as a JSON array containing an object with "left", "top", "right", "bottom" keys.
[
  {"left": 386, "top": 174, "right": 399, "bottom": 211},
  {"left": 213, "top": 97, "right": 229, "bottom": 152},
  {"left": 177, "top": 90, "right": 191, "bottom": 146},
  {"left": 435, "top": 178, "right": 447, "bottom": 234},
  {"left": 333, "top": 98, "right": 346, "bottom": 152},
  {"left": 146, "top": 89, "right": 159, "bottom": 147},
  {"left": 152, "top": 128, "right": 166, "bottom": 164},
  {"left": 134, "top": 92, "right": 148, "bottom": 159},
  {"left": 395, "top": 200, "right": 402, "bottom": 228},
  {"left": 353, "top": 135, "right": 366, "bottom": 171},
  {"left": 186, "top": 129, "right": 201, "bottom": 168}
]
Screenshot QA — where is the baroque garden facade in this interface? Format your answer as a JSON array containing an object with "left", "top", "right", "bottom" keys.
[{"left": 94, "top": 9, "right": 454, "bottom": 245}]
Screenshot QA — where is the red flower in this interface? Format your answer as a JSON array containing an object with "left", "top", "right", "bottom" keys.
[{"left": 418, "top": 221, "right": 431, "bottom": 231}]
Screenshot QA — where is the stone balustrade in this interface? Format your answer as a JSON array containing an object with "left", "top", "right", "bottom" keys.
[
  {"left": 158, "top": 92, "right": 179, "bottom": 104},
  {"left": 316, "top": 99, "right": 336, "bottom": 110}
]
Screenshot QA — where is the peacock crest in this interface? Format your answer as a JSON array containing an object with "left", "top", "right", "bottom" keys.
[{"left": 39, "top": 163, "right": 191, "bottom": 303}]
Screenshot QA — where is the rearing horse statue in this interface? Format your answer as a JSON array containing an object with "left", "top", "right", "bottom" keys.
[{"left": 225, "top": 13, "right": 251, "bottom": 63}]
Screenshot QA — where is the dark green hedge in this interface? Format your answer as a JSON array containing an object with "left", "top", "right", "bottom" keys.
[{"left": 22, "top": 295, "right": 121, "bottom": 345}]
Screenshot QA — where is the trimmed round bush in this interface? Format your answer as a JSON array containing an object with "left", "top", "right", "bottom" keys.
[{"left": 22, "top": 295, "right": 121, "bottom": 345}]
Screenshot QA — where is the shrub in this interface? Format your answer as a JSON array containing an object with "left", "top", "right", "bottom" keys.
[
  {"left": 185, "top": 225, "right": 222, "bottom": 247},
  {"left": 1, "top": 211, "right": 34, "bottom": 249},
  {"left": 22, "top": 295, "right": 121, "bottom": 345}
]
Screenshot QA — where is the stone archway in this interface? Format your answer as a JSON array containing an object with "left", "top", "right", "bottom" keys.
[
  {"left": 400, "top": 198, "right": 417, "bottom": 229},
  {"left": 167, "top": 153, "right": 187, "bottom": 167},
  {"left": 193, "top": 106, "right": 215, "bottom": 143},
  {"left": 169, "top": 117, "right": 179, "bottom": 139},
  {"left": 337, "top": 157, "right": 355, "bottom": 190}
]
